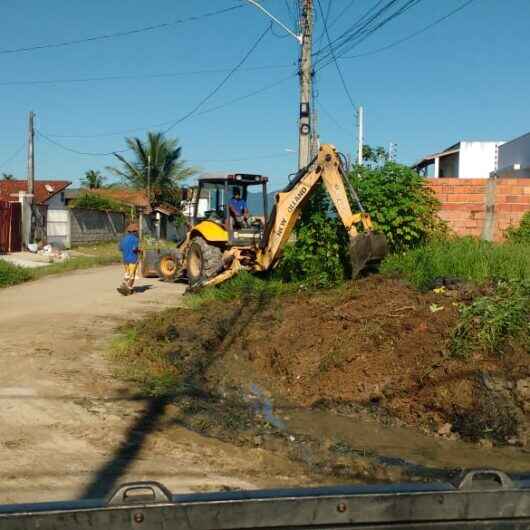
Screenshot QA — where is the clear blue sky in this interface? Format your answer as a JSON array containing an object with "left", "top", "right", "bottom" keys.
[{"left": 0, "top": 0, "right": 528, "bottom": 190}]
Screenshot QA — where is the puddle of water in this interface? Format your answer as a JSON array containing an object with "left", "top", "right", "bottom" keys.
[
  {"left": 249, "top": 384, "right": 286, "bottom": 430},
  {"left": 283, "top": 408, "right": 530, "bottom": 474}
]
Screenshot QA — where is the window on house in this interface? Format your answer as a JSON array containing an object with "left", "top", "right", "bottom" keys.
[{"left": 60, "top": 192, "right": 65, "bottom": 202}]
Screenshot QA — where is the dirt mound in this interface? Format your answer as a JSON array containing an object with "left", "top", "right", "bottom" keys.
[
  {"left": 208, "top": 277, "right": 529, "bottom": 444},
  {"left": 117, "top": 276, "right": 529, "bottom": 448}
]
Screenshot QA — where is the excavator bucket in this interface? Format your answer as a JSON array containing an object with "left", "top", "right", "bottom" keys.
[{"left": 349, "top": 232, "right": 388, "bottom": 278}]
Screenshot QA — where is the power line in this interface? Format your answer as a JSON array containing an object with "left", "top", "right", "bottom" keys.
[
  {"left": 314, "top": 0, "right": 424, "bottom": 68},
  {"left": 318, "top": 102, "right": 350, "bottom": 134},
  {"left": 0, "top": 143, "right": 26, "bottom": 172},
  {"left": 42, "top": 73, "right": 296, "bottom": 139},
  {"left": 0, "top": 64, "right": 294, "bottom": 87},
  {"left": 341, "top": 0, "right": 476, "bottom": 59},
  {"left": 160, "top": 23, "right": 272, "bottom": 135},
  {"left": 35, "top": 24, "right": 273, "bottom": 156},
  {"left": 0, "top": 5, "right": 243, "bottom": 56},
  {"left": 316, "top": 0, "right": 355, "bottom": 107}
]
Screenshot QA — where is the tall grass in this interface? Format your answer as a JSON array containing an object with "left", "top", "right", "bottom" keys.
[
  {"left": 186, "top": 270, "right": 296, "bottom": 308},
  {"left": 0, "top": 260, "right": 33, "bottom": 287},
  {"left": 381, "top": 237, "right": 530, "bottom": 290}
]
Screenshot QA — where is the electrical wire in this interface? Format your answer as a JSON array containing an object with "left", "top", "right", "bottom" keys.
[
  {"left": 318, "top": 102, "right": 350, "bottom": 134},
  {"left": 314, "top": 0, "right": 424, "bottom": 69},
  {"left": 0, "top": 143, "right": 26, "bottom": 173},
  {"left": 42, "top": 73, "right": 296, "bottom": 139},
  {"left": 35, "top": 24, "right": 273, "bottom": 155},
  {"left": 341, "top": 0, "right": 476, "bottom": 59},
  {"left": 0, "top": 64, "right": 294, "bottom": 87},
  {"left": 0, "top": 5, "right": 244, "bottom": 56},
  {"left": 316, "top": 0, "right": 355, "bottom": 107},
  {"left": 194, "top": 151, "right": 294, "bottom": 163}
]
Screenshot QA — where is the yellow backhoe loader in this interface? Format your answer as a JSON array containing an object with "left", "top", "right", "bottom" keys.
[{"left": 155, "top": 144, "right": 387, "bottom": 288}]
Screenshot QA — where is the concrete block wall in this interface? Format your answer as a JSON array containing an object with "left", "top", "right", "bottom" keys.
[
  {"left": 69, "top": 208, "right": 126, "bottom": 245},
  {"left": 426, "top": 178, "right": 530, "bottom": 241}
]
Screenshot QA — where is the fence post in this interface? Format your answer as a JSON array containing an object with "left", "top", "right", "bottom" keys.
[{"left": 481, "top": 178, "right": 497, "bottom": 241}]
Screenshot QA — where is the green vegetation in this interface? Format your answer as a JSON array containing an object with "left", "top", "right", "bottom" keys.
[
  {"left": 187, "top": 270, "right": 296, "bottom": 308},
  {"left": 70, "top": 191, "right": 129, "bottom": 213},
  {"left": 0, "top": 242, "right": 121, "bottom": 289},
  {"left": 350, "top": 161, "right": 445, "bottom": 251},
  {"left": 381, "top": 237, "right": 530, "bottom": 290},
  {"left": 278, "top": 186, "right": 351, "bottom": 288},
  {"left": 451, "top": 281, "right": 530, "bottom": 357},
  {"left": 81, "top": 169, "right": 105, "bottom": 189},
  {"left": 0, "top": 260, "right": 33, "bottom": 287},
  {"left": 108, "top": 131, "right": 196, "bottom": 207},
  {"left": 506, "top": 210, "right": 530, "bottom": 244},
  {"left": 277, "top": 149, "right": 444, "bottom": 287}
]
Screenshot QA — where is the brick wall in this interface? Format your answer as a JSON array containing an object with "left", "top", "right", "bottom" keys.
[{"left": 426, "top": 178, "right": 530, "bottom": 241}]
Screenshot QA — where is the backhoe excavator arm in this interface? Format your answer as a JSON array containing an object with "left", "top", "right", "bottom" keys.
[{"left": 256, "top": 144, "right": 385, "bottom": 273}]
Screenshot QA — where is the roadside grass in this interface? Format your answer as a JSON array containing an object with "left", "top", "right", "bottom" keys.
[
  {"left": 381, "top": 237, "right": 530, "bottom": 291},
  {"left": 0, "top": 260, "right": 33, "bottom": 288},
  {"left": 0, "top": 241, "right": 122, "bottom": 288},
  {"left": 185, "top": 270, "right": 298, "bottom": 308},
  {"left": 451, "top": 280, "right": 530, "bottom": 357}
]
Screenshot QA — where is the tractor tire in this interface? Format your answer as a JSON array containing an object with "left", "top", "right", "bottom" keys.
[
  {"left": 158, "top": 253, "right": 179, "bottom": 281},
  {"left": 186, "top": 237, "right": 223, "bottom": 286}
]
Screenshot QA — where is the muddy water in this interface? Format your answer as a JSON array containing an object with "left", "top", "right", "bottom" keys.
[
  {"left": 282, "top": 409, "right": 530, "bottom": 473},
  {"left": 248, "top": 385, "right": 530, "bottom": 476}
]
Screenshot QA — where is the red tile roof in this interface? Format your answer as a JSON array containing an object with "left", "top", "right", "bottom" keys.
[{"left": 0, "top": 180, "right": 71, "bottom": 205}]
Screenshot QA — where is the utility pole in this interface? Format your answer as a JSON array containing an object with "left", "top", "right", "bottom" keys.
[
  {"left": 298, "top": 0, "right": 313, "bottom": 170},
  {"left": 27, "top": 111, "right": 35, "bottom": 198},
  {"left": 356, "top": 105, "right": 364, "bottom": 166}
]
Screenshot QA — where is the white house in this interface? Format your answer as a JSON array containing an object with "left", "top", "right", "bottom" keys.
[
  {"left": 496, "top": 132, "right": 530, "bottom": 178},
  {"left": 413, "top": 141, "right": 505, "bottom": 179}
]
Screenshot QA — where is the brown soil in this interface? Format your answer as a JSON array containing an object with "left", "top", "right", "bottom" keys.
[
  {"left": 116, "top": 276, "right": 530, "bottom": 483},
  {"left": 211, "top": 277, "right": 529, "bottom": 442}
]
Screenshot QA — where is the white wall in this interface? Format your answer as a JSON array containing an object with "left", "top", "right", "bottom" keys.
[
  {"left": 182, "top": 197, "right": 209, "bottom": 218},
  {"left": 47, "top": 209, "right": 70, "bottom": 248},
  {"left": 459, "top": 141, "right": 504, "bottom": 179},
  {"left": 45, "top": 192, "right": 67, "bottom": 210}
]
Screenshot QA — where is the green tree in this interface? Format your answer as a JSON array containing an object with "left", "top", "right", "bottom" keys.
[
  {"left": 81, "top": 170, "right": 105, "bottom": 189},
  {"left": 108, "top": 132, "right": 196, "bottom": 206},
  {"left": 2, "top": 173, "right": 15, "bottom": 180},
  {"left": 350, "top": 160, "right": 444, "bottom": 250},
  {"left": 278, "top": 146, "right": 445, "bottom": 286}
]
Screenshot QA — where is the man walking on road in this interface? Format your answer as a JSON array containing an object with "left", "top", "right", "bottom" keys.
[{"left": 118, "top": 223, "right": 140, "bottom": 296}]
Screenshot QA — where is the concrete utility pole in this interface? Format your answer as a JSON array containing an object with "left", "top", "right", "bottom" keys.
[
  {"left": 298, "top": 0, "right": 313, "bottom": 170},
  {"left": 27, "top": 111, "right": 35, "bottom": 197},
  {"left": 356, "top": 105, "right": 364, "bottom": 166}
]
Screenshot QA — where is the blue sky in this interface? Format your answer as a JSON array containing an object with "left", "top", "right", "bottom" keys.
[{"left": 0, "top": 0, "right": 529, "bottom": 189}]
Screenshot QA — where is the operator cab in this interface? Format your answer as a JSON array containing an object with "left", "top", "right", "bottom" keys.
[{"left": 190, "top": 173, "right": 269, "bottom": 246}]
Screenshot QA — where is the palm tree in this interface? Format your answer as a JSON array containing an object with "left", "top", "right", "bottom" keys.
[
  {"left": 108, "top": 132, "right": 196, "bottom": 205},
  {"left": 2, "top": 173, "right": 15, "bottom": 180},
  {"left": 81, "top": 170, "right": 105, "bottom": 189}
]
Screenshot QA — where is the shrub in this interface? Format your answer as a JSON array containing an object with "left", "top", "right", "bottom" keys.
[
  {"left": 381, "top": 237, "right": 530, "bottom": 290},
  {"left": 0, "top": 260, "right": 33, "bottom": 287},
  {"left": 451, "top": 281, "right": 530, "bottom": 357},
  {"left": 349, "top": 162, "right": 445, "bottom": 251},
  {"left": 505, "top": 210, "right": 530, "bottom": 243},
  {"left": 277, "top": 185, "right": 351, "bottom": 288},
  {"left": 70, "top": 192, "right": 128, "bottom": 212}
]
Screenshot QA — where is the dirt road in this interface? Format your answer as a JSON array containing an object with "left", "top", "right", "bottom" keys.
[{"left": 0, "top": 266, "right": 305, "bottom": 504}]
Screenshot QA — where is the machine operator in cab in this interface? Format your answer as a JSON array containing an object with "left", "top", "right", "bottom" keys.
[{"left": 229, "top": 187, "right": 249, "bottom": 228}]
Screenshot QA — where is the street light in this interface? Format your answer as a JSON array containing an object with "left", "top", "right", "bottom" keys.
[{"left": 244, "top": 0, "right": 302, "bottom": 44}]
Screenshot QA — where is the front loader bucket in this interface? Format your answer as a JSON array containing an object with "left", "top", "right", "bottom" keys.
[{"left": 349, "top": 232, "right": 388, "bottom": 278}]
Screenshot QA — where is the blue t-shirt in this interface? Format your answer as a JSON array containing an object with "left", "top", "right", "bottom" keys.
[
  {"left": 229, "top": 197, "right": 247, "bottom": 216},
  {"left": 119, "top": 233, "right": 139, "bottom": 264}
]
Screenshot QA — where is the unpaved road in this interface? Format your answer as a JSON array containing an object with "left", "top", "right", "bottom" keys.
[{"left": 0, "top": 266, "right": 305, "bottom": 504}]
